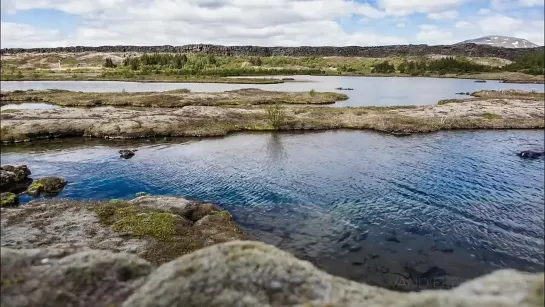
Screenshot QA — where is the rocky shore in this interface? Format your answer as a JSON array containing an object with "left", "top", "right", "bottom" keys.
[
  {"left": 1, "top": 241, "right": 543, "bottom": 307},
  {"left": 0, "top": 170, "right": 543, "bottom": 305},
  {"left": 1, "top": 195, "right": 249, "bottom": 265},
  {"left": 0, "top": 90, "right": 543, "bottom": 143},
  {"left": 2, "top": 43, "right": 543, "bottom": 61}
]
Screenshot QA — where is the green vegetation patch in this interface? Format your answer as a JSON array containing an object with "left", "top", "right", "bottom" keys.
[
  {"left": 114, "top": 212, "right": 177, "bottom": 240},
  {"left": 0, "top": 193, "right": 18, "bottom": 207},
  {"left": 87, "top": 201, "right": 237, "bottom": 264},
  {"left": 481, "top": 112, "right": 503, "bottom": 120},
  {"left": 0, "top": 109, "right": 20, "bottom": 114}
]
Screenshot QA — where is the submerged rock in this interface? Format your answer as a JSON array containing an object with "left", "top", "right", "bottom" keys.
[
  {"left": 27, "top": 176, "right": 67, "bottom": 197},
  {"left": 0, "top": 192, "right": 18, "bottom": 207},
  {"left": 0, "top": 165, "right": 32, "bottom": 192},
  {"left": 119, "top": 149, "right": 138, "bottom": 159},
  {"left": 518, "top": 150, "right": 544, "bottom": 158}
]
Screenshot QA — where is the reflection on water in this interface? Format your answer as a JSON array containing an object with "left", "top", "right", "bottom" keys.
[
  {"left": 1, "top": 130, "right": 544, "bottom": 290},
  {"left": 1, "top": 76, "right": 543, "bottom": 107}
]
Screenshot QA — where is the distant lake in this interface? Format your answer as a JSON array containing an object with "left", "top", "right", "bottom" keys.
[
  {"left": 2, "top": 129, "right": 543, "bottom": 290},
  {"left": 1, "top": 76, "right": 543, "bottom": 107}
]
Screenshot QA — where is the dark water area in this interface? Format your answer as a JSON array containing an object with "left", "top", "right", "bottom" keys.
[
  {"left": 1, "top": 76, "right": 543, "bottom": 107},
  {"left": 1, "top": 130, "right": 544, "bottom": 290}
]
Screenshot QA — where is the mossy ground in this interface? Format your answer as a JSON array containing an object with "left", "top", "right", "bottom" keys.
[
  {"left": 88, "top": 201, "right": 240, "bottom": 264},
  {"left": 1, "top": 89, "right": 348, "bottom": 108}
]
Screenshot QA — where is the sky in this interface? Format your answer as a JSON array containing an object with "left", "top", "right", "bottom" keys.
[{"left": 1, "top": 0, "right": 544, "bottom": 48}]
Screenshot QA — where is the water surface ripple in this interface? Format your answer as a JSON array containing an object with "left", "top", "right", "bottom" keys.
[{"left": 1, "top": 130, "right": 543, "bottom": 290}]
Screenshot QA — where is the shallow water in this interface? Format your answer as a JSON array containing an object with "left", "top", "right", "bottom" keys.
[
  {"left": 2, "top": 130, "right": 543, "bottom": 290},
  {"left": 1, "top": 76, "right": 543, "bottom": 107},
  {"left": 0, "top": 103, "right": 59, "bottom": 110}
]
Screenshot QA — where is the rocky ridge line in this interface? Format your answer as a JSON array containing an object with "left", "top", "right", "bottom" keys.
[{"left": 1, "top": 44, "right": 543, "bottom": 61}]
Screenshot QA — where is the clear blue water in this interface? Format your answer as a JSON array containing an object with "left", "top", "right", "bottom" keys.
[
  {"left": 1, "top": 130, "right": 544, "bottom": 290},
  {"left": 1, "top": 76, "right": 543, "bottom": 107}
]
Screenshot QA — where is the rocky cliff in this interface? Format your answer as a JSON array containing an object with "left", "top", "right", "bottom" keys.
[{"left": 1, "top": 44, "right": 543, "bottom": 61}]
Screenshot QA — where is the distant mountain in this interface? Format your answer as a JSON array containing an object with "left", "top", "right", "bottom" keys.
[{"left": 458, "top": 35, "right": 539, "bottom": 48}]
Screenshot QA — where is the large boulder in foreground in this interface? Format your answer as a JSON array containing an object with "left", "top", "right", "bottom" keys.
[
  {"left": 1, "top": 246, "right": 153, "bottom": 307},
  {"left": 0, "top": 196, "right": 249, "bottom": 265},
  {"left": 1, "top": 241, "right": 543, "bottom": 307}
]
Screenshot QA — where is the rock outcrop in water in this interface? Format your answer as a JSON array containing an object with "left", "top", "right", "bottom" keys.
[
  {"left": 1, "top": 241, "right": 543, "bottom": 307},
  {"left": 518, "top": 150, "right": 545, "bottom": 158},
  {"left": 0, "top": 165, "right": 32, "bottom": 193},
  {"left": 27, "top": 176, "right": 67, "bottom": 197},
  {"left": 119, "top": 149, "right": 138, "bottom": 159},
  {"left": 1, "top": 43, "right": 543, "bottom": 61}
]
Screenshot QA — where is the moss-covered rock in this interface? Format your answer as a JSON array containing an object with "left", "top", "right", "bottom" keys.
[
  {"left": 88, "top": 197, "right": 249, "bottom": 265},
  {"left": 27, "top": 176, "right": 67, "bottom": 197},
  {"left": 0, "top": 192, "right": 18, "bottom": 207}
]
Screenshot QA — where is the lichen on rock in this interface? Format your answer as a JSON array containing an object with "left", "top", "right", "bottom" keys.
[{"left": 0, "top": 192, "right": 18, "bottom": 207}]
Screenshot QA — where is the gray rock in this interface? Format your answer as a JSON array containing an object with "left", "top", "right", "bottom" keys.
[
  {"left": 123, "top": 240, "right": 544, "bottom": 307},
  {"left": 119, "top": 149, "right": 138, "bottom": 159},
  {"left": 27, "top": 176, "right": 67, "bottom": 197},
  {"left": 0, "top": 165, "right": 31, "bottom": 182},
  {"left": 0, "top": 241, "right": 543, "bottom": 307},
  {"left": 129, "top": 195, "right": 223, "bottom": 222},
  {"left": 0, "top": 165, "right": 32, "bottom": 192},
  {"left": 1, "top": 247, "right": 153, "bottom": 307}
]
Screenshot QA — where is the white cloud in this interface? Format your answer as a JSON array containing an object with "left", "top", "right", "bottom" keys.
[
  {"left": 0, "top": 0, "right": 416, "bottom": 48},
  {"left": 515, "top": 20, "right": 545, "bottom": 45},
  {"left": 377, "top": 0, "right": 466, "bottom": 15},
  {"left": 0, "top": 22, "right": 68, "bottom": 47},
  {"left": 478, "top": 8, "right": 490, "bottom": 15},
  {"left": 490, "top": 0, "right": 544, "bottom": 10},
  {"left": 427, "top": 10, "right": 459, "bottom": 20},
  {"left": 479, "top": 14, "right": 523, "bottom": 32},
  {"left": 416, "top": 24, "right": 454, "bottom": 44},
  {"left": 454, "top": 21, "right": 472, "bottom": 29},
  {"left": 396, "top": 22, "right": 406, "bottom": 28}
]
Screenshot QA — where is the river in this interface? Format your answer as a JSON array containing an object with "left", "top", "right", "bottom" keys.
[{"left": 2, "top": 129, "right": 543, "bottom": 290}]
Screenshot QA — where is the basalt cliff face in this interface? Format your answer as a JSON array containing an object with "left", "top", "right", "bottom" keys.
[{"left": 1, "top": 44, "right": 543, "bottom": 60}]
